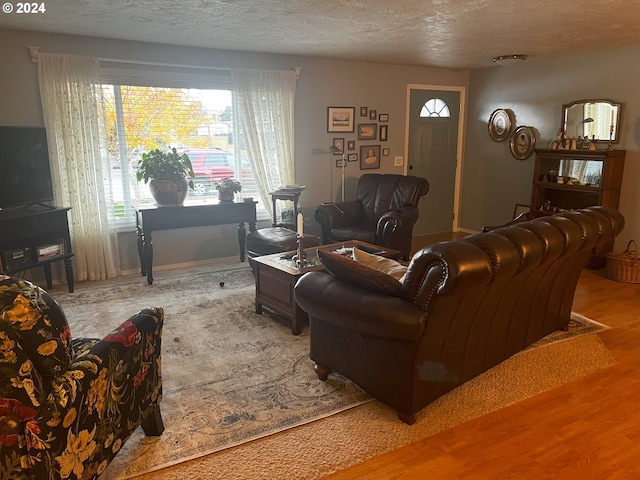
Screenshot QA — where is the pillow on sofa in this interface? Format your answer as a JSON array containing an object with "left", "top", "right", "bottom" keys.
[
  {"left": 318, "top": 249, "right": 402, "bottom": 296},
  {"left": 352, "top": 246, "right": 408, "bottom": 282}
]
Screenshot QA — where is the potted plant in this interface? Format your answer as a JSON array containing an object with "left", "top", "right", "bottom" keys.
[
  {"left": 214, "top": 177, "right": 242, "bottom": 202},
  {"left": 136, "top": 147, "right": 195, "bottom": 206}
]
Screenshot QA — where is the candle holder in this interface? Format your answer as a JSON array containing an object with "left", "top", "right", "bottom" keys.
[{"left": 291, "top": 234, "right": 306, "bottom": 268}]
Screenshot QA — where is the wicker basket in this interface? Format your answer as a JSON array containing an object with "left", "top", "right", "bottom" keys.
[{"left": 606, "top": 240, "right": 640, "bottom": 283}]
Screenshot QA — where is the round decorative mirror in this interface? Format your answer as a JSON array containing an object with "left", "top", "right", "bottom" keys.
[{"left": 561, "top": 99, "right": 622, "bottom": 144}]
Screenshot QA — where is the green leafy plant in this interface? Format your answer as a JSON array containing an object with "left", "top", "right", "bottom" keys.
[
  {"left": 136, "top": 147, "right": 196, "bottom": 189},
  {"left": 214, "top": 177, "right": 243, "bottom": 193}
]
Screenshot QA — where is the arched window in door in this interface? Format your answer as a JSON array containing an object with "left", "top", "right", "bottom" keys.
[{"left": 419, "top": 98, "right": 451, "bottom": 117}]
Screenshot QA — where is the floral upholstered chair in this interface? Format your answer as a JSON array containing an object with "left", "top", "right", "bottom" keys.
[{"left": 0, "top": 275, "right": 164, "bottom": 479}]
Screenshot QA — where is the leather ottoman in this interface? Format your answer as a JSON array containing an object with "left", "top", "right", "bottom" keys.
[{"left": 246, "top": 227, "right": 320, "bottom": 266}]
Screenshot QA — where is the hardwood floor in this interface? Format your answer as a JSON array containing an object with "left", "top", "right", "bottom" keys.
[{"left": 325, "top": 235, "right": 640, "bottom": 479}]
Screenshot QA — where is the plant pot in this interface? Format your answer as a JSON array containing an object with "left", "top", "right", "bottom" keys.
[
  {"left": 149, "top": 177, "right": 189, "bottom": 206},
  {"left": 218, "top": 190, "right": 235, "bottom": 202}
]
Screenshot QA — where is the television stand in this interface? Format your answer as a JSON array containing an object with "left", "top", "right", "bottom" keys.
[
  {"left": 0, "top": 207, "right": 74, "bottom": 292},
  {"left": 21, "top": 202, "right": 57, "bottom": 213}
]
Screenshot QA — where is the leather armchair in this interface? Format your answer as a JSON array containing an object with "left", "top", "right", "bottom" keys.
[
  {"left": 0, "top": 276, "right": 163, "bottom": 480},
  {"left": 315, "top": 174, "right": 429, "bottom": 259}
]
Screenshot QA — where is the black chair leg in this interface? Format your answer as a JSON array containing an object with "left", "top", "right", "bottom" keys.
[{"left": 141, "top": 404, "right": 164, "bottom": 436}]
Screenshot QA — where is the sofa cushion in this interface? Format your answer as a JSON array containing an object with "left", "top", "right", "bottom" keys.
[
  {"left": 318, "top": 250, "right": 402, "bottom": 296},
  {"left": 352, "top": 246, "right": 408, "bottom": 282}
]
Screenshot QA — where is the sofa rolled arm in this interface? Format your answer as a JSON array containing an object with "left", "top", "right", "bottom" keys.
[
  {"left": 401, "top": 242, "right": 493, "bottom": 308},
  {"left": 295, "top": 271, "right": 426, "bottom": 342}
]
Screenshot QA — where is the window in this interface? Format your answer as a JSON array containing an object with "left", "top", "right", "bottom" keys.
[
  {"left": 419, "top": 98, "right": 451, "bottom": 118},
  {"left": 101, "top": 83, "right": 263, "bottom": 227}
]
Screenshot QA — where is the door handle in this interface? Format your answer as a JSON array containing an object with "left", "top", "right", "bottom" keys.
[{"left": 408, "top": 165, "right": 413, "bottom": 170}]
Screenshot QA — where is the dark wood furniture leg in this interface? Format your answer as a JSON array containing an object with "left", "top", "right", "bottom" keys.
[
  {"left": 143, "top": 233, "right": 154, "bottom": 285},
  {"left": 63, "top": 257, "right": 74, "bottom": 293},
  {"left": 136, "top": 225, "right": 146, "bottom": 276},
  {"left": 141, "top": 405, "right": 164, "bottom": 436},
  {"left": 237, "top": 222, "right": 246, "bottom": 262}
]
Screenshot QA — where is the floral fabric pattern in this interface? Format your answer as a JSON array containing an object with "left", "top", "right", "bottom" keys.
[{"left": 0, "top": 276, "right": 163, "bottom": 479}]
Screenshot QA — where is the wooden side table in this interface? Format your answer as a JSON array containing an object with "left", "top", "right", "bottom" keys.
[{"left": 270, "top": 187, "right": 305, "bottom": 229}]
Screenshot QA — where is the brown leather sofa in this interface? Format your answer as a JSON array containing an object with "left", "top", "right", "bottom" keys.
[
  {"left": 295, "top": 206, "right": 625, "bottom": 424},
  {"left": 314, "top": 174, "right": 429, "bottom": 259}
]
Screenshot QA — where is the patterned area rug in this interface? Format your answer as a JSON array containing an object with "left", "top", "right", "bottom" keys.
[
  {"left": 54, "top": 264, "right": 370, "bottom": 479},
  {"left": 51, "top": 263, "right": 609, "bottom": 479}
]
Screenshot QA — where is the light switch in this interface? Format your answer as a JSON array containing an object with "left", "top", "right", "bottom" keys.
[{"left": 394, "top": 156, "right": 403, "bottom": 167}]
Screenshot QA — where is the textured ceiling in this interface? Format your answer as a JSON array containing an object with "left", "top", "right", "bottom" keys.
[{"left": 1, "top": 0, "right": 640, "bottom": 69}]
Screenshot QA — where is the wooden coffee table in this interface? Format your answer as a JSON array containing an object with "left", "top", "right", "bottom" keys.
[{"left": 253, "top": 240, "right": 402, "bottom": 335}]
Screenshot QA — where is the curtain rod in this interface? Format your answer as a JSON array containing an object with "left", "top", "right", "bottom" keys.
[{"left": 28, "top": 46, "right": 302, "bottom": 79}]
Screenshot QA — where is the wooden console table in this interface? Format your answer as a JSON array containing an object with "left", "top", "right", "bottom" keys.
[{"left": 135, "top": 201, "right": 257, "bottom": 285}]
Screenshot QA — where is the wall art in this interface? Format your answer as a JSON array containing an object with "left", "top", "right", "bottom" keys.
[
  {"left": 327, "top": 107, "right": 355, "bottom": 133},
  {"left": 357, "top": 123, "right": 377, "bottom": 140},
  {"left": 360, "top": 145, "right": 381, "bottom": 170}
]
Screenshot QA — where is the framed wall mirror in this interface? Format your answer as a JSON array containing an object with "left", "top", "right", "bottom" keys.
[{"left": 561, "top": 99, "right": 622, "bottom": 144}]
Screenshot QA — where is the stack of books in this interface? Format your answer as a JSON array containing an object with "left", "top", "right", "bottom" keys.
[{"left": 36, "top": 242, "right": 63, "bottom": 262}]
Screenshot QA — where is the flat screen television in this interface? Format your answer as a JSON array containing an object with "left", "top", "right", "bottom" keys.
[{"left": 0, "top": 126, "right": 54, "bottom": 209}]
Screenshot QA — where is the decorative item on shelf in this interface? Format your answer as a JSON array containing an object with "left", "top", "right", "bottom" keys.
[
  {"left": 136, "top": 147, "right": 195, "bottom": 206},
  {"left": 214, "top": 177, "right": 242, "bottom": 202},
  {"left": 488, "top": 108, "right": 513, "bottom": 142}
]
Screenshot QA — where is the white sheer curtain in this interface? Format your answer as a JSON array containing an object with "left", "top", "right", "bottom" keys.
[
  {"left": 231, "top": 69, "right": 296, "bottom": 218},
  {"left": 37, "top": 53, "right": 120, "bottom": 281}
]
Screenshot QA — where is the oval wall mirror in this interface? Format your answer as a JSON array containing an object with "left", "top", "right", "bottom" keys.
[{"left": 561, "top": 99, "right": 622, "bottom": 144}]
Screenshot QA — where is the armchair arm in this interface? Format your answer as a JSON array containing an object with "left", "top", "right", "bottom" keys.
[
  {"left": 315, "top": 201, "right": 363, "bottom": 242},
  {"left": 295, "top": 271, "right": 426, "bottom": 342},
  {"left": 19, "top": 308, "right": 164, "bottom": 478},
  {"left": 376, "top": 207, "right": 420, "bottom": 242}
]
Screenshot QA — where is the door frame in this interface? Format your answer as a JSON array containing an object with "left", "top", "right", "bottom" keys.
[{"left": 404, "top": 84, "right": 466, "bottom": 232}]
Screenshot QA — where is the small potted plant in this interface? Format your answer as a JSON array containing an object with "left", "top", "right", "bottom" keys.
[
  {"left": 214, "top": 177, "right": 242, "bottom": 202},
  {"left": 136, "top": 147, "right": 195, "bottom": 205}
]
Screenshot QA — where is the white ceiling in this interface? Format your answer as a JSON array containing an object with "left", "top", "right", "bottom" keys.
[{"left": 2, "top": 0, "right": 640, "bottom": 69}]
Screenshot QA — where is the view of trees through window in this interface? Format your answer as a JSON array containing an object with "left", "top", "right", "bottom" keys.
[{"left": 101, "top": 85, "right": 259, "bottom": 224}]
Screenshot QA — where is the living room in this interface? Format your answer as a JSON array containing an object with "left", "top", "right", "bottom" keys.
[
  {"left": 1, "top": 30, "right": 638, "bottom": 274},
  {"left": 0, "top": 3, "right": 639, "bottom": 479}
]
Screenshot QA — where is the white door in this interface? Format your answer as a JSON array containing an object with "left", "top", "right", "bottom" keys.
[{"left": 407, "top": 87, "right": 462, "bottom": 235}]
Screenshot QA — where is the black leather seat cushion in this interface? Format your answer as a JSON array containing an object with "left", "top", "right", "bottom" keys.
[{"left": 246, "top": 227, "right": 319, "bottom": 257}]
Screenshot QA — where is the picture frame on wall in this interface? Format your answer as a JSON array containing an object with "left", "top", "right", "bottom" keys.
[
  {"left": 379, "top": 113, "right": 389, "bottom": 122},
  {"left": 360, "top": 106, "right": 368, "bottom": 117},
  {"left": 347, "top": 153, "right": 358, "bottom": 162},
  {"left": 360, "top": 145, "right": 381, "bottom": 170},
  {"left": 369, "top": 109, "right": 377, "bottom": 120},
  {"left": 347, "top": 140, "right": 356, "bottom": 151},
  {"left": 382, "top": 148, "right": 390, "bottom": 156},
  {"left": 379, "top": 124, "right": 388, "bottom": 141},
  {"left": 332, "top": 137, "right": 345, "bottom": 154},
  {"left": 327, "top": 107, "right": 355, "bottom": 133},
  {"left": 357, "top": 123, "right": 377, "bottom": 140},
  {"left": 336, "top": 159, "right": 346, "bottom": 168}
]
